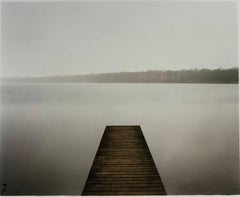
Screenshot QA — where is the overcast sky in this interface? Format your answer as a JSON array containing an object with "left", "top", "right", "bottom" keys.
[{"left": 1, "top": 1, "right": 238, "bottom": 77}]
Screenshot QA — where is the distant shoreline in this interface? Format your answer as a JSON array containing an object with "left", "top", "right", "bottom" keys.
[
  {"left": 1, "top": 68, "right": 238, "bottom": 84},
  {"left": 1, "top": 81, "right": 238, "bottom": 84}
]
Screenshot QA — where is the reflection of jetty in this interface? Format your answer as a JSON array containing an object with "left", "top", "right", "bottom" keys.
[{"left": 82, "top": 126, "right": 166, "bottom": 195}]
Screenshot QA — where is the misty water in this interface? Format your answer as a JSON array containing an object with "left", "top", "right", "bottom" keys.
[{"left": 0, "top": 83, "right": 239, "bottom": 195}]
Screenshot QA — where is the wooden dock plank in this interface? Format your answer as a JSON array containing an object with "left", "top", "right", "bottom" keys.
[{"left": 82, "top": 126, "right": 166, "bottom": 195}]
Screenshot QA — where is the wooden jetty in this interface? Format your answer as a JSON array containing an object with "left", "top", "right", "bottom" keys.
[{"left": 82, "top": 126, "right": 166, "bottom": 195}]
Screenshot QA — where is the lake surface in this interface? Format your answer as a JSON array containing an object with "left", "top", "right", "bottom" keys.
[{"left": 0, "top": 83, "right": 239, "bottom": 195}]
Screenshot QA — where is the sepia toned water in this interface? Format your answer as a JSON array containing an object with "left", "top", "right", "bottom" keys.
[{"left": 0, "top": 83, "right": 239, "bottom": 195}]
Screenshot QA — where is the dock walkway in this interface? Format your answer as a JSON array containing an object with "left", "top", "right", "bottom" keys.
[{"left": 82, "top": 126, "right": 166, "bottom": 195}]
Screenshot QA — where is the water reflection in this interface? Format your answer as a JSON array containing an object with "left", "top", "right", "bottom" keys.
[{"left": 0, "top": 83, "right": 239, "bottom": 195}]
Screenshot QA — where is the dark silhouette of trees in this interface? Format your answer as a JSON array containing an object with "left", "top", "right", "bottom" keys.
[{"left": 2, "top": 68, "right": 238, "bottom": 84}]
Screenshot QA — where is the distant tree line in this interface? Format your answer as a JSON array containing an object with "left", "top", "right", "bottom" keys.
[{"left": 2, "top": 68, "right": 238, "bottom": 83}]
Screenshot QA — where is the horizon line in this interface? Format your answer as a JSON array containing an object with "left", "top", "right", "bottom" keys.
[{"left": 1, "top": 67, "right": 238, "bottom": 79}]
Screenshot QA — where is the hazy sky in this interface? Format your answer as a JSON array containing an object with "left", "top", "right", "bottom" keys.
[{"left": 1, "top": 1, "right": 238, "bottom": 77}]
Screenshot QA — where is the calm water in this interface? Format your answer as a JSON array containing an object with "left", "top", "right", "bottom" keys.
[{"left": 0, "top": 83, "right": 239, "bottom": 195}]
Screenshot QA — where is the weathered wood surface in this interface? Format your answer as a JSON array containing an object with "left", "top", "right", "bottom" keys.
[{"left": 82, "top": 126, "right": 166, "bottom": 195}]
